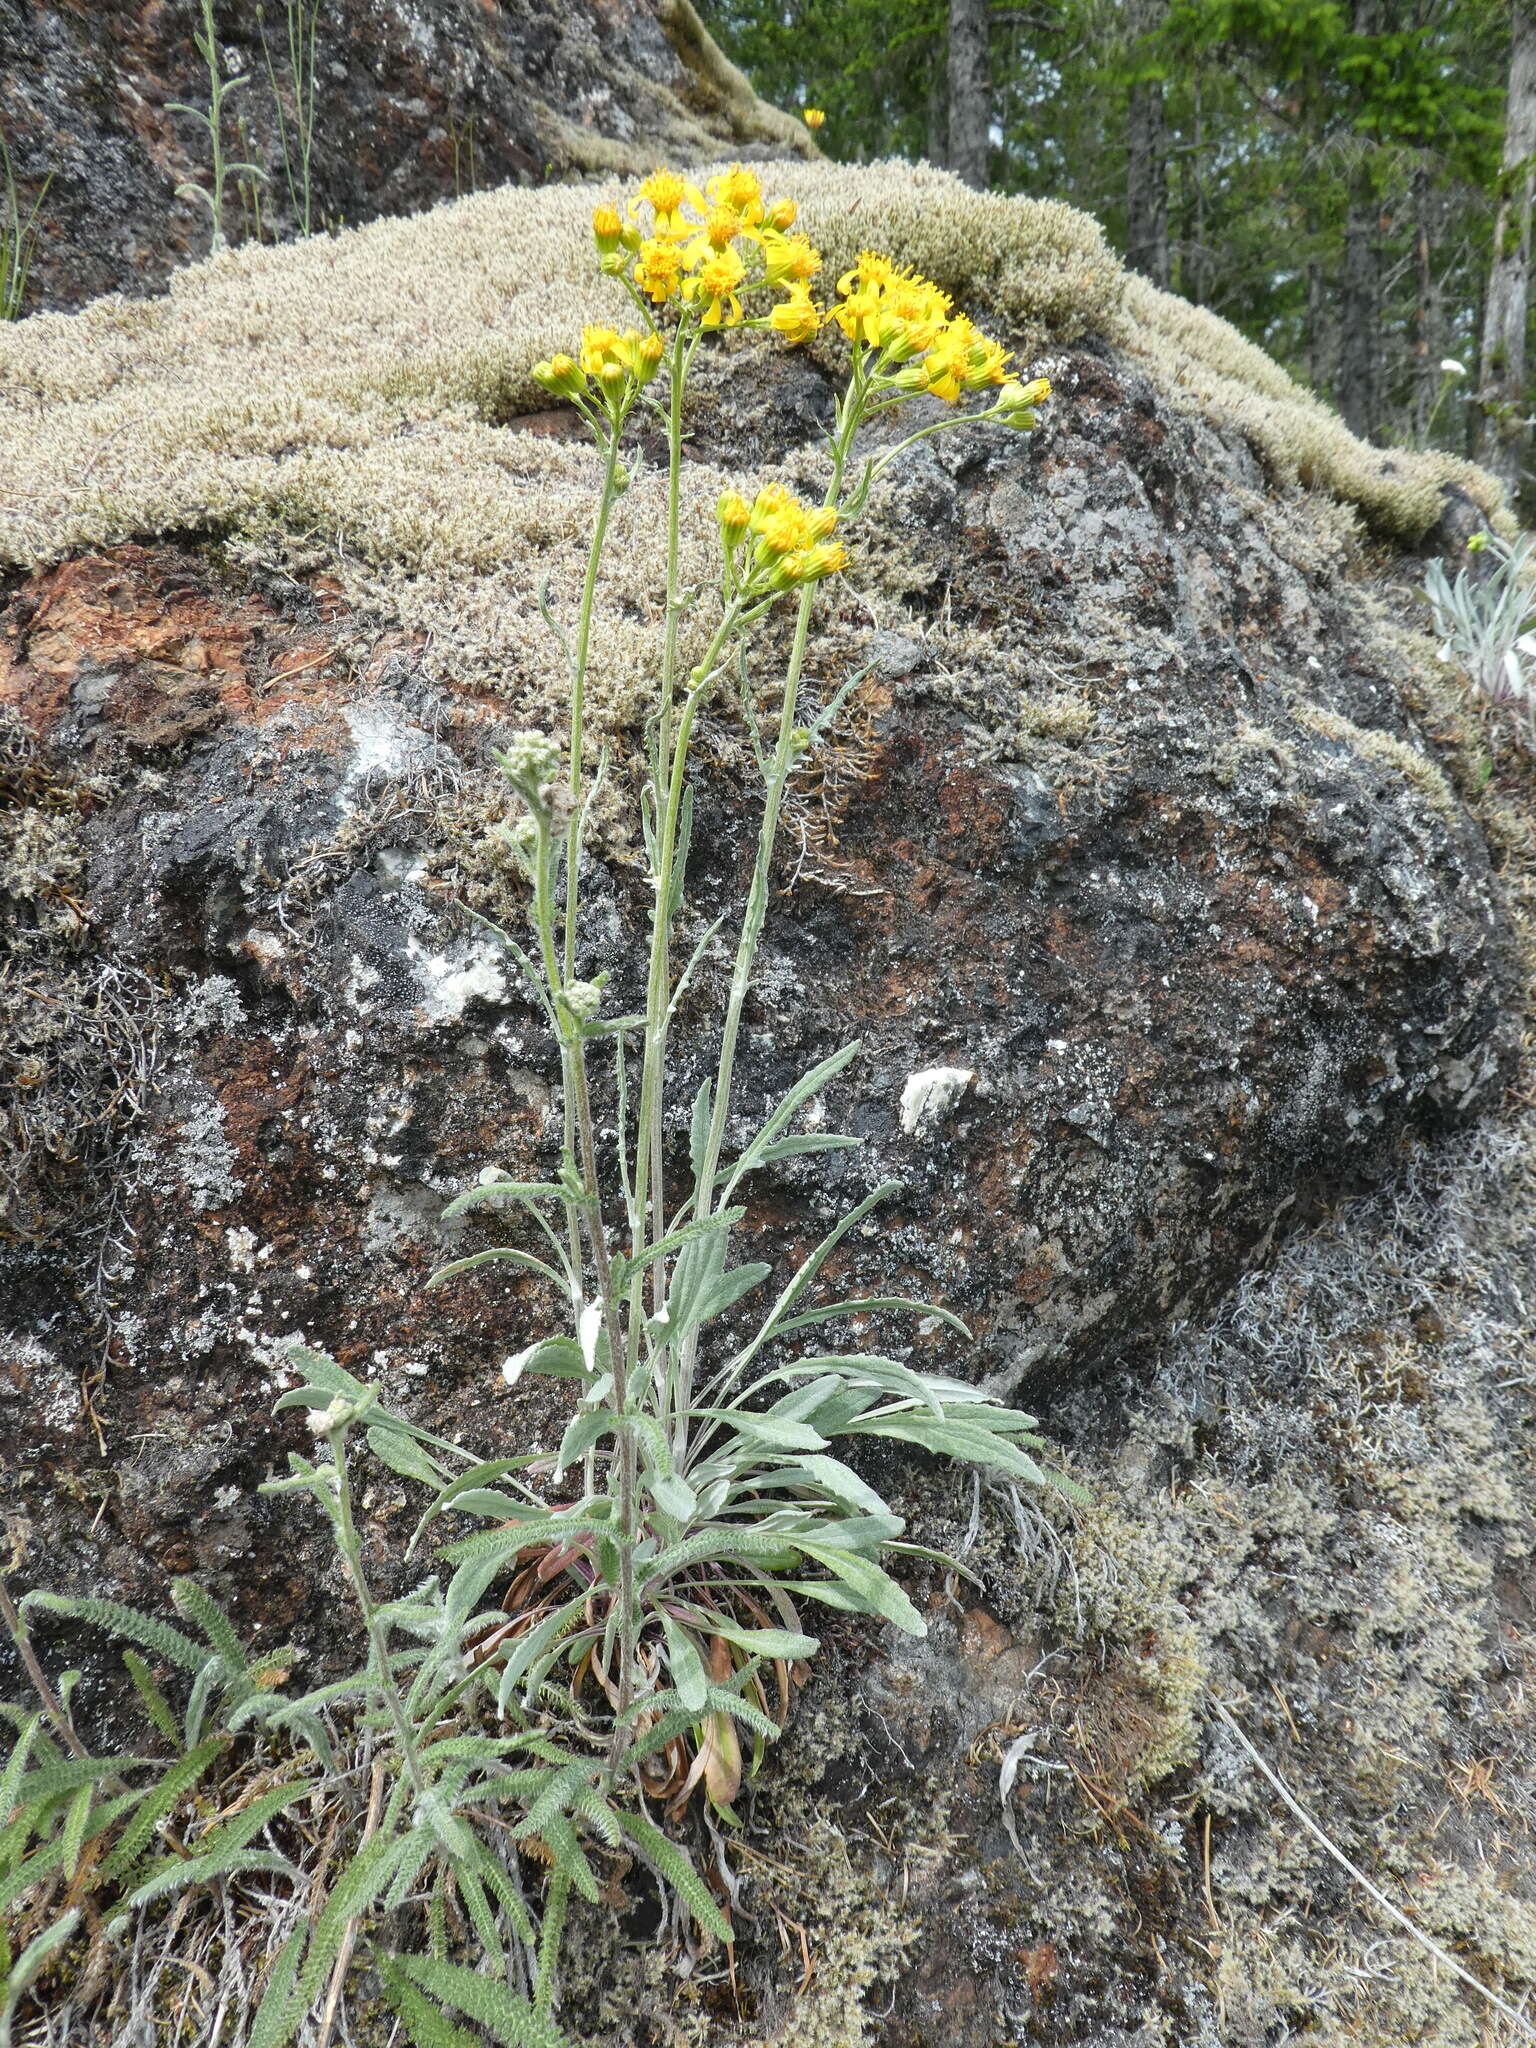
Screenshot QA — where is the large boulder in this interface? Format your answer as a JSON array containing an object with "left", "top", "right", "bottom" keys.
[
  {"left": 2, "top": 161, "right": 1534, "bottom": 2042},
  {"left": 0, "top": 0, "right": 811, "bottom": 309}
]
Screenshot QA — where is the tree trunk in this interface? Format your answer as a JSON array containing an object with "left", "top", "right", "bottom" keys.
[
  {"left": 1126, "top": 78, "right": 1169, "bottom": 284},
  {"left": 948, "top": 0, "right": 991, "bottom": 190},
  {"left": 1125, "top": 0, "right": 1170, "bottom": 286},
  {"left": 1475, "top": 1, "right": 1536, "bottom": 489},
  {"left": 1178, "top": 72, "right": 1206, "bottom": 304},
  {"left": 1337, "top": 172, "right": 1380, "bottom": 436},
  {"left": 927, "top": 31, "right": 949, "bottom": 167},
  {"left": 1410, "top": 162, "right": 1441, "bottom": 445},
  {"left": 1336, "top": 0, "right": 1381, "bottom": 438}
]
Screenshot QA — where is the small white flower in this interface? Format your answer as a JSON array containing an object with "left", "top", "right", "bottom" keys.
[{"left": 1439, "top": 358, "right": 1467, "bottom": 378}]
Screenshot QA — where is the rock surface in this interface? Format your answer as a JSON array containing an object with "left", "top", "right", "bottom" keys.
[
  {"left": 0, "top": 0, "right": 810, "bottom": 310},
  {"left": 2, "top": 160, "right": 1535, "bottom": 2043}
]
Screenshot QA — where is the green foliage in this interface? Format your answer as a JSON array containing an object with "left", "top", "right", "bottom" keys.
[
  {"left": 0, "top": 1580, "right": 316, "bottom": 2037},
  {"left": 4, "top": 172, "right": 1077, "bottom": 2039},
  {"left": 170, "top": 0, "right": 264, "bottom": 252},
  {"left": 258, "top": 0, "right": 323, "bottom": 237},
  {"left": 1422, "top": 531, "right": 1536, "bottom": 742},
  {"left": 0, "top": 128, "right": 49, "bottom": 322},
  {"left": 703, "top": 0, "right": 1510, "bottom": 452}
]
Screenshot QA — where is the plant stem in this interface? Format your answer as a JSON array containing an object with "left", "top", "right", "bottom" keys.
[
  {"left": 629, "top": 325, "right": 695, "bottom": 1313},
  {"left": 563, "top": 428, "right": 625, "bottom": 981},
  {"left": 559, "top": 428, "right": 626, "bottom": 1334},
  {"left": 0, "top": 1577, "right": 89, "bottom": 1760},
  {"left": 673, "top": 385, "right": 864, "bottom": 1422},
  {"left": 329, "top": 1430, "right": 427, "bottom": 1798}
]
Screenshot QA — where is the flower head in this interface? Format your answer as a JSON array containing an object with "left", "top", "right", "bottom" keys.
[
  {"left": 683, "top": 245, "right": 748, "bottom": 328},
  {"left": 634, "top": 235, "right": 685, "bottom": 305},
  {"left": 763, "top": 232, "right": 821, "bottom": 287},
  {"left": 1439, "top": 357, "right": 1467, "bottom": 378},
  {"left": 994, "top": 376, "right": 1051, "bottom": 429},
  {"left": 803, "top": 107, "right": 826, "bottom": 130},
  {"left": 718, "top": 491, "right": 752, "bottom": 546},
  {"left": 767, "top": 285, "right": 820, "bottom": 346},
  {"left": 635, "top": 169, "right": 700, "bottom": 228},
  {"left": 532, "top": 353, "right": 584, "bottom": 400},
  {"left": 706, "top": 165, "right": 765, "bottom": 226}
]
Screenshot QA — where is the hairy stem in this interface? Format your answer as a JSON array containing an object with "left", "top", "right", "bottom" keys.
[
  {"left": 330, "top": 1430, "right": 427, "bottom": 1798},
  {"left": 0, "top": 1576, "right": 89, "bottom": 1761}
]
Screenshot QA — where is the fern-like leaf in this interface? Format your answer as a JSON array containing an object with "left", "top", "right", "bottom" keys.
[{"left": 384, "top": 1954, "right": 575, "bottom": 2048}]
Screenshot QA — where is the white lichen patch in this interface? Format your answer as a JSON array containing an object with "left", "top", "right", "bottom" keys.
[
  {"left": 406, "top": 937, "right": 508, "bottom": 1024},
  {"left": 339, "top": 695, "right": 436, "bottom": 803},
  {"left": 900, "top": 1065, "right": 976, "bottom": 1137}
]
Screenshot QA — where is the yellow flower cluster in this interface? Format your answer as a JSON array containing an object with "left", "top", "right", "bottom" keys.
[
  {"left": 833, "top": 251, "right": 1011, "bottom": 402},
  {"left": 719, "top": 484, "right": 849, "bottom": 589},
  {"left": 532, "top": 323, "right": 663, "bottom": 412},
  {"left": 590, "top": 165, "right": 824, "bottom": 337}
]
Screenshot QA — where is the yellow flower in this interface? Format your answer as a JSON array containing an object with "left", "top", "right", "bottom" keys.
[
  {"left": 718, "top": 491, "right": 752, "bottom": 545},
  {"left": 592, "top": 205, "right": 623, "bottom": 252},
  {"left": 767, "top": 286, "right": 820, "bottom": 346},
  {"left": 838, "top": 250, "right": 897, "bottom": 296},
  {"left": 994, "top": 377, "right": 1051, "bottom": 428},
  {"left": 960, "top": 330, "right": 1011, "bottom": 389},
  {"left": 706, "top": 165, "right": 765, "bottom": 226},
  {"left": 756, "top": 507, "right": 808, "bottom": 556},
  {"left": 634, "top": 236, "right": 685, "bottom": 304},
  {"left": 579, "top": 325, "right": 624, "bottom": 380},
  {"left": 748, "top": 483, "right": 799, "bottom": 531},
  {"left": 573, "top": 326, "right": 657, "bottom": 405},
  {"left": 763, "top": 231, "right": 821, "bottom": 286},
  {"left": 832, "top": 283, "right": 881, "bottom": 347},
  {"left": 803, "top": 108, "right": 826, "bottom": 130},
  {"left": 681, "top": 207, "right": 751, "bottom": 269},
  {"left": 635, "top": 169, "right": 700, "bottom": 227},
  {"left": 800, "top": 539, "right": 848, "bottom": 580},
  {"left": 683, "top": 245, "right": 747, "bottom": 327},
  {"left": 767, "top": 198, "right": 798, "bottom": 231}
]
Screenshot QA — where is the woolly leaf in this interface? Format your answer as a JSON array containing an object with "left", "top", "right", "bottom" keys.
[
  {"left": 98, "top": 1735, "right": 228, "bottom": 1883},
  {"left": 20, "top": 1593, "right": 206, "bottom": 1675},
  {"left": 427, "top": 1246, "right": 565, "bottom": 1292},
  {"left": 122, "top": 1649, "right": 180, "bottom": 1746},
  {"left": 385, "top": 1954, "right": 575, "bottom": 2048},
  {"left": 614, "top": 1808, "right": 731, "bottom": 1944}
]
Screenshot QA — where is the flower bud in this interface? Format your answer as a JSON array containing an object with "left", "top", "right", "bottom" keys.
[
  {"left": 718, "top": 491, "right": 751, "bottom": 546},
  {"left": 802, "top": 107, "right": 826, "bottom": 130},
  {"left": 496, "top": 730, "right": 563, "bottom": 807},
  {"left": 805, "top": 505, "right": 837, "bottom": 542},
  {"left": 800, "top": 540, "right": 849, "bottom": 582},
  {"left": 769, "top": 552, "right": 808, "bottom": 590},
  {"left": 561, "top": 980, "right": 604, "bottom": 1021},
  {"left": 533, "top": 353, "right": 585, "bottom": 401},
  {"left": 592, "top": 205, "right": 623, "bottom": 253},
  {"left": 767, "top": 197, "right": 797, "bottom": 231}
]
